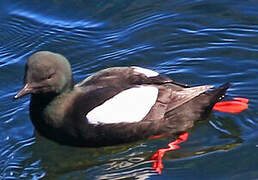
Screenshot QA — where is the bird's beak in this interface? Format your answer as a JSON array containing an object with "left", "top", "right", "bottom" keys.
[{"left": 14, "top": 83, "right": 33, "bottom": 99}]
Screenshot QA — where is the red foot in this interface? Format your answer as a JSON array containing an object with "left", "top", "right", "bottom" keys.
[
  {"left": 213, "top": 97, "right": 249, "bottom": 114},
  {"left": 151, "top": 132, "right": 189, "bottom": 174}
]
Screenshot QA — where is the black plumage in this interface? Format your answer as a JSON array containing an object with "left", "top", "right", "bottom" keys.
[{"left": 14, "top": 51, "right": 230, "bottom": 147}]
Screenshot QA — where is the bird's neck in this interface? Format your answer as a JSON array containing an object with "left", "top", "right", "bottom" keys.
[
  {"left": 30, "top": 93, "right": 58, "bottom": 108},
  {"left": 29, "top": 91, "right": 69, "bottom": 128}
]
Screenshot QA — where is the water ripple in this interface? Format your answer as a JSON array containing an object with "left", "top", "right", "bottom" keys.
[
  {"left": 0, "top": 0, "right": 258, "bottom": 179},
  {"left": 97, "top": 44, "right": 153, "bottom": 62},
  {"left": 10, "top": 9, "right": 104, "bottom": 29},
  {"left": 0, "top": 137, "right": 45, "bottom": 179}
]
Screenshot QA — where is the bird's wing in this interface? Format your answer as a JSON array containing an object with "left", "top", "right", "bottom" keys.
[{"left": 75, "top": 66, "right": 189, "bottom": 89}]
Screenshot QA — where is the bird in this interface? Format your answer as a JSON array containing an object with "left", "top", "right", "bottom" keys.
[{"left": 14, "top": 51, "right": 233, "bottom": 148}]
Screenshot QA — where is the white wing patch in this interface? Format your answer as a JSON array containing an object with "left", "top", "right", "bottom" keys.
[
  {"left": 86, "top": 86, "right": 159, "bottom": 125},
  {"left": 132, "top": 66, "right": 159, "bottom": 77}
]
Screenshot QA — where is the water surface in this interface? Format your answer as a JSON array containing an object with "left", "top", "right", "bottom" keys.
[{"left": 1, "top": 1, "right": 258, "bottom": 179}]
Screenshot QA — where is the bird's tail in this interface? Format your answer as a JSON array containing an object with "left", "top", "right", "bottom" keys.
[{"left": 206, "top": 82, "right": 232, "bottom": 105}]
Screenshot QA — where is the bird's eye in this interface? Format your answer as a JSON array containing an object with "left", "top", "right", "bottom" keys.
[
  {"left": 47, "top": 73, "right": 55, "bottom": 80},
  {"left": 47, "top": 75, "right": 52, "bottom": 79}
]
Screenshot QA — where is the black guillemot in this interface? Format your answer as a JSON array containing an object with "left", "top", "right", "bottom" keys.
[{"left": 14, "top": 51, "right": 235, "bottom": 147}]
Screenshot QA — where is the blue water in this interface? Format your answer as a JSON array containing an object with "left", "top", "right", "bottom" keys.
[{"left": 1, "top": 1, "right": 258, "bottom": 179}]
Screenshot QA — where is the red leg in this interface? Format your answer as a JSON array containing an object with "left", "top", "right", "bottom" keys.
[
  {"left": 149, "top": 134, "right": 166, "bottom": 140},
  {"left": 213, "top": 97, "right": 249, "bottom": 114},
  {"left": 151, "top": 132, "right": 189, "bottom": 174}
]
